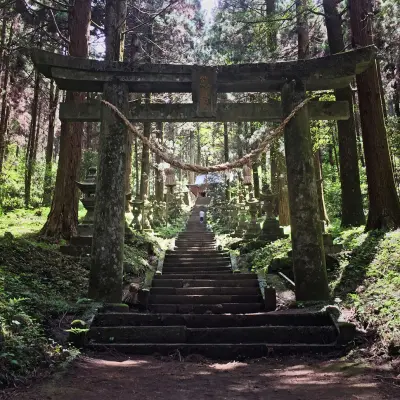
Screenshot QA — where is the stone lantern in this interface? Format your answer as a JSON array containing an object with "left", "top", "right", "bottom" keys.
[
  {"left": 259, "top": 183, "right": 286, "bottom": 242},
  {"left": 75, "top": 166, "right": 97, "bottom": 236},
  {"left": 60, "top": 167, "right": 97, "bottom": 255},
  {"left": 142, "top": 194, "right": 153, "bottom": 234},
  {"left": 243, "top": 190, "right": 261, "bottom": 240},
  {"left": 242, "top": 163, "right": 252, "bottom": 186},
  {"left": 130, "top": 195, "right": 143, "bottom": 232},
  {"left": 233, "top": 187, "right": 248, "bottom": 237},
  {"left": 165, "top": 167, "right": 176, "bottom": 193}
]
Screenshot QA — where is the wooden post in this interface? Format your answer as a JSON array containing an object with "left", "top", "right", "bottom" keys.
[
  {"left": 281, "top": 80, "right": 329, "bottom": 301},
  {"left": 89, "top": 81, "right": 129, "bottom": 302}
]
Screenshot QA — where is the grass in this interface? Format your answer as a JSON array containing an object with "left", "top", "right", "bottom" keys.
[
  {"left": 0, "top": 206, "right": 185, "bottom": 387},
  {"left": 244, "top": 222, "right": 400, "bottom": 355},
  {"left": 330, "top": 228, "right": 400, "bottom": 354}
]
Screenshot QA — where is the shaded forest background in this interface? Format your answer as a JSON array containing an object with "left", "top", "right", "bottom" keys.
[
  {"left": 0, "top": 0, "right": 400, "bottom": 389},
  {"left": 0, "top": 0, "right": 398, "bottom": 231}
]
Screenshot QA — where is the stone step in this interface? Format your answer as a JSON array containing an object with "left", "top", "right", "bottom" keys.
[
  {"left": 174, "top": 245, "right": 216, "bottom": 249},
  {"left": 89, "top": 325, "right": 336, "bottom": 345},
  {"left": 173, "top": 248, "right": 217, "bottom": 252},
  {"left": 154, "top": 273, "right": 256, "bottom": 280},
  {"left": 166, "top": 250, "right": 228, "bottom": 256},
  {"left": 149, "top": 303, "right": 264, "bottom": 314},
  {"left": 159, "top": 271, "right": 235, "bottom": 276},
  {"left": 150, "top": 287, "right": 261, "bottom": 296},
  {"left": 186, "top": 326, "right": 337, "bottom": 344},
  {"left": 173, "top": 241, "right": 215, "bottom": 244},
  {"left": 177, "top": 236, "right": 215, "bottom": 240},
  {"left": 92, "top": 311, "right": 334, "bottom": 328},
  {"left": 163, "top": 258, "right": 230, "bottom": 265},
  {"left": 152, "top": 279, "right": 259, "bottom": 288},
  {"left": 163, "top": 263, "right": 231, "bottom": 269},
  {"left": 161, "top": 267, "right": 231, "bottom": 273},
  {"left": 149, "top": 294, "right": 262, "bottom": 304},
  {"left": 178, "top": 232, "right": 215, "bottom": 236},
  {"left": 88, "top": 342, "right": 338, "bottom": 358},
  {"left": 164, "top": 256, "right": 230, "bottom": 262}
]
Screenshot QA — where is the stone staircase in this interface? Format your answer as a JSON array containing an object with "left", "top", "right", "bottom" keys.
[{"left": 88, "top": 197, "right": 343, "bottom": 359}]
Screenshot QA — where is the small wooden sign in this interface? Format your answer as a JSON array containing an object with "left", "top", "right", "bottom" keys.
[{"left": 192, "top": 66, "right": 217, "bottom": 118}]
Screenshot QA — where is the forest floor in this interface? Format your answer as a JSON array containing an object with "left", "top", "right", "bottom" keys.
[
  {"left": 2, "top": 354, "right": 399, "bottom": 400},
  {"left": 1, "top": 209, "right": 400, "bottom": 395}
]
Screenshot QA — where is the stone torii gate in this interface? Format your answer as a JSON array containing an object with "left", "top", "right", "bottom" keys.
[{"left": 29, "top": 46, "right": 376, "bottom": 303}]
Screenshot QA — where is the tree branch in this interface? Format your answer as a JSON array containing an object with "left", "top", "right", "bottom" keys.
[
  {"left": 50, "top": 9, "right": 69, "bottom": 44},
  {"left": 28, "top": 0, "right": 67, "bottom": 12},
  {"left": 123, "top": 0, "right": 180, "bottom": 35}
]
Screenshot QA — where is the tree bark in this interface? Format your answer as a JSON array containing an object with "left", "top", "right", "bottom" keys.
[
  {"left": 0, "top": 18, "right": 13, "bottom": 176},
  {"left": 313, "top": 150, "right": 330, "bottom": 224},
  {"left": 43, "top": 80, "right": 60, "bottom": 206},
  {"left": 282, "top": 81, "right": 329, "bottom": 301},
  {"left": 296, "top": 0, "right": 309, "bottom": 59},
  {"left": 89, "top": 0, "right": 128, "bottom": 303},
  {"left": 223, "top": 122, "right": 230, "bottom": 200},
  {"left": 265, "top": 0, "right": 277, "bottom": 53},
  {"left": 24, "top": 71, "right": 40, "bottom": 208},
  {"left": 275, "top": 149, "right": 290, "bottom": 226},
  {"left": 155, "top": 121, "right": 164, "bottom": 200},
  {"left": 322, "top": 0, "right": 365, "bottom": 227},
  {"left": 140, "top": 118, "right": 151, "bottom": 200},
  {"left": 349, "top": 0, "right": 400, "bottom": 230},
  {"left": 40, "top": 0, "right": 91, "bottom": 238}
]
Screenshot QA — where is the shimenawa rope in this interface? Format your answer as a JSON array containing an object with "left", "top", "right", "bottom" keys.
[{"left": 101, "top": 97, "right": 312, "bottom": 174}]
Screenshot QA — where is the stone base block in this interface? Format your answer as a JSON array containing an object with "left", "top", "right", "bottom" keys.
[
  {"left": 264, "top": 287, "right": 277, "bottom": 311},
  {"left": 138, "top": 289, "right": 150, "bottom": 311}
]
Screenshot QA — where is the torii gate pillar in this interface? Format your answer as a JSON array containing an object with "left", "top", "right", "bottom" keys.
[
  {"left": 88, "top": 82, "right": 129, "bottom": 302},
  {"left": 282, "top": 80, "right": 329, "bottom": 301}
]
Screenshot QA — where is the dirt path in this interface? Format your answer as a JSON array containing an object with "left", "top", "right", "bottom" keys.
[{"left": 3, "top": 355, "right": 398, "bottom": 400}]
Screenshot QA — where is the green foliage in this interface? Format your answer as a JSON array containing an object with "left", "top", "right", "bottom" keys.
[
  {"left": 155, "top": 213, "right": 188, "bottom": 239},
  {"left": 80, "top": 151, "right": 98, "bottom": 180},
  {"left": 0, "top": 207, "right": 51, "bottom": 238},
  {"left": 0, "top": 235, "right": 89, "bottom": 387},
  {"left": 246, "top": 238, "right": 292, "bottom": 272},
  {"left": 330, "top": 228, "right": 400, "bottom": 351},
  {"left": 0, "top": 144, "right": 55, "bottom": 214}
]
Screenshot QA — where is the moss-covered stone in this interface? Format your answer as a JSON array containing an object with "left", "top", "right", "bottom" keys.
[{"left": 282, "top": 81, "right": 329, "bottom": 301}]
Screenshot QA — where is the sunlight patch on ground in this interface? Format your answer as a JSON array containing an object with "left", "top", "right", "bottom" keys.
[{"left": 209, "top": 361, "right": 248, "bottom": 371}]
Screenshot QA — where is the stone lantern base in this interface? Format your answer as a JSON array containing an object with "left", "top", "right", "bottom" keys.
[
  {"left": 243, "top": 221, "right": 262, "bottom": 240},
  {"left": 258, "top": 218, "right": 287, "bottom": 242}
]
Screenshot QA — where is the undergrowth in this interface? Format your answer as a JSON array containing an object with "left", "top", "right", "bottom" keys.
[
  {"left": 0, "top": 206, "right": 183, "bottom": 388},
  {"left": 244, "top": 224, "right": 400, "bottom": 355},
  {"left": 0, "top": 234, "right": 89, "bottom": 387}
]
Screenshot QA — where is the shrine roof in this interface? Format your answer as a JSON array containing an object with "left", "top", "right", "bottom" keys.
[{"left": 26, "top": 46, "right": 376, "bottom": 93}]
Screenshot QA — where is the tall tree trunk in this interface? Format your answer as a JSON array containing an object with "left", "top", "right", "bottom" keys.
[
  {"left": 140, "top": 118, "right": 151, "bottom": 199},
  {"left": 296, "top": 0, "right": 309, "bottom": 59},
  {"left": 139, "top": 23, "right": 153, "bottom": 200},
  {"left": 43, "top": 80, "right": 60, "bottom": 206},
  {"left": 349, "top": 0, "right": 400, "bottom": 230},
  {"left": 155, "top": 122, "right": 164, "bottom": 200},
  {"left": 313, "top": 150, "right": 329, "bottom": 224},
  {"left": 40, "top": 0, "right": 91, "bottom": 238},
  {"left": 134, "top": 135, "right": 139, "bottom": 195},
  {"left": 24, "top": 71, "right": 40, "bottom": 208},
  {"left": 223, "top": 122, "right": 230, "bottom": 200},
  {"left": 352, "top": 89, "right": 365, "bottom": 167},
  {"left": 0, "top": 18, "right": 13, "bottom": 176},
  {"left": 265, "top": 0, "right": 277, "bottom": 53},
  {"left": 322, "top": 0, "right": 365, "bottom": 226},
  {"left": 196, "top": 123, "right": 201, "bottom": 164},
  {"left": 275, "top": 150, "right": 290, "bottom": 225},
  {"left": 297, "top": 0, "right": 329, "bottom": 223},
  {"left": 188, "top": 127, "right": 195, "bottom": 184}
]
